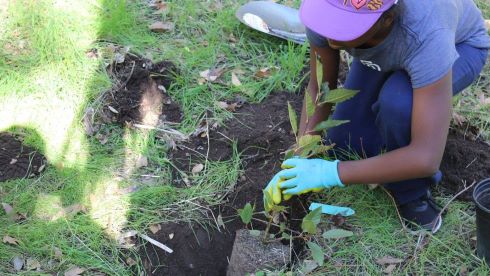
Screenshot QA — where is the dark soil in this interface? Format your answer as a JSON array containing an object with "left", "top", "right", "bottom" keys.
[
  {"left": 0, "top": 133, "right": 46, "bottom": 182},
  {"left": 102, "top": 55, "right": 182, "bottom": 126},
  {"left": 143, "top": 92, "right": 308, "bottom": 276},
  {"left": 439, "top": 129, "right": 490, "bottom": 200}
]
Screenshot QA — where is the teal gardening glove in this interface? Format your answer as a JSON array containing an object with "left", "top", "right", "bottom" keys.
[
  {"left": 264, "top": 158, "right": 355, "bottom": 216},
  {"left": 278, "top": 158, "right": 344, "bottom": 195},
  {"left": 264, "top": 158, "right": 343, "bottom": 204}
]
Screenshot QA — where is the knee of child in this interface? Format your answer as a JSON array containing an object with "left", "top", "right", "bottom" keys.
[{"left": 373, "top": 71, "right": 413, "bottom": 125}]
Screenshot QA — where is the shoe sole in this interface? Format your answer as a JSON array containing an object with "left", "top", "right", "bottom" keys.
[{"left": 407, "top": 215, "right": 442, "bottom": 235}]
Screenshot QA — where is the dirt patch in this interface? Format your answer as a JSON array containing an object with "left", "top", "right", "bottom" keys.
[
  {"left": 0, "top": 133, "right": 46, "bottom": 182},
  {"left": 143, "top": 92, "right": 308, "bottom": 275},
  {"left": 92, "top": 54, "right": 182, "bottom": 130},
  {"left": 439, "top": 129, "right": 490, "bottom": 200}
]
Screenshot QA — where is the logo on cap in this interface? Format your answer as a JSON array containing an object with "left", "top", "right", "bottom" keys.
[{"left": 343, "top": 0, "right": 385, "bottom": 11}]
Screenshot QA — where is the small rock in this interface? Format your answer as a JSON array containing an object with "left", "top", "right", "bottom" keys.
[{"left": 12, "top": 256, "right": 24, "bottom": 271}]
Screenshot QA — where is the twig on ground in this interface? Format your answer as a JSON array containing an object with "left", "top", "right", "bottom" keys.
[
  {"left": 116, "top": 60, "right": 136, "bottom": 93},
  {"left": 133, "top": 123, "right": 188, "bottom": 140},
  {"left": 465, "top": 157, "right": 477, "bottom": 169},
  {"left": 139, "top": 233, "right": 173, "bottom": 253},
  {"left": 381, "top": 186, "right": 408, "bottom": 232},
  {"left": 204, "top": 114, "right": 210, "bottom": 171},
  {"left": 432, "top": 180, "right": 477, "bottom": 233}
]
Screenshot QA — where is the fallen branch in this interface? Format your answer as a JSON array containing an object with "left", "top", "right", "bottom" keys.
[
  {"left": 432, "top": 180, "right": 477, "bottom": 233},
  {"left": 139, "top": 233, "right": 173, "bottom": 254}
]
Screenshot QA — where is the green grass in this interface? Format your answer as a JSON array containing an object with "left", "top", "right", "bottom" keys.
[
  {"left": 1, "top": 0, "right": 489, "bottom": 275},
  {"left": 296, "top": 186, "right": 490, "bottom": 275},
  {"left": 0, "top": 0, "right": 296, "bottom": 273}
]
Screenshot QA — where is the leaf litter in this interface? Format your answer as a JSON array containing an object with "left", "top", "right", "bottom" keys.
[{"left": 3, "top": 235, "right": 20, "bottom": 245}]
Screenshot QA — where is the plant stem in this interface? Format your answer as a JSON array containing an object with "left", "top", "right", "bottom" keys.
[{"left": 262, "top": 214, "right": 274, "bottom": 242}]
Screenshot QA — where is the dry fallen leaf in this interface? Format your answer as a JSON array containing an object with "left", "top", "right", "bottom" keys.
[
  {"left": 228, "top": 33, "right": 237, "bottom": 43},
  {"left": 199, "top": 67, "right": 225, "bottom": 83},
  {"left": 10, "top": 158, "right": 17, "bottom": 165},
  {"left": 136, "top": 155, "right": 148, "bottom": 169},
  {"left": 149, "top": 224, "right": 161, "bottom": 234},
  {"left": 26, "top": 258, "right": 41, "bottom": 271},
  {"left": 383, "top": 264, "right": 396, "bottom": 275},
  {"left": 216, "top": 101, "right": 238, "bottom": 112},
  {"left": 367, "top": 183, "right": 379, "bottom": 190},
  {"left": 153, "top": 1, "right": 168, "bottom": 14},
  {"left": 64, "top": 266, "right": 85, "bottom": 276},
  {"left": 479, "top": 93, "right": 490, "bottom": 106},
  {"left": 3, "top": 235, "right": 19, "bottom": 245},
  {"left": 126, "top": 257, "right": 137, "bottom": 266},
  {"left": 157, "top": 85, "right": 167, "bottom": 92},
  {"left": 375, "top": 256, "right": 403, "bottom": 265},
  {"left": 255, "top": 67, "right": 272, "bottom": 79},
  {"left": 169, "top": 233, "right": 174, "bottom": 239},
  {"left": 231, "top": 72, "right": 242, "bottom": 87},
  {"left": 108, "top": 106, "right": 119, "bottom": 114},
  {"left": 486, "top": 19, "right": 490, "bottom": 30},
  {"left": 149, "top": 21, "right": 174, "bottom": 33},
  {"left": 197, "top": 78, "right": 207, "bottom": 85},
  {"left": 192, "top": 163, "right": 204, "bottom": 174},
  {"left": 38, "top": 163, "right": 46, "bottom": 173},
  {"left": 452, "top": 112, "right": 466, "bottom": 126},
  {"left": 2, "top": 203, "right": 13, "bottom": 215}
]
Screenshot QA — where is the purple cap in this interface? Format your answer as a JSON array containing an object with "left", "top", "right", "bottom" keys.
[{"left": 300, "top": 0, "right": 398, "bottom": 41}]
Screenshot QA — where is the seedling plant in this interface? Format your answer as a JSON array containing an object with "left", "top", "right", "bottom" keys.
[{"left": 238, "top": 56, "right": 358, "bottom": 266}]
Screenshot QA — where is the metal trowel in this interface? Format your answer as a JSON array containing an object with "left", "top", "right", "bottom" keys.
[{"left": 236, "top": 1, "right": 307, "bottom": 44}]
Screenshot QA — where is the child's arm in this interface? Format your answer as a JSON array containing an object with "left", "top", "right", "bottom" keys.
[
  {"left": 338, "top": 71, "right": 453, "bottom": 184},
  {"left": 298, "top": 44, "right": 340, "bottom": 137}
]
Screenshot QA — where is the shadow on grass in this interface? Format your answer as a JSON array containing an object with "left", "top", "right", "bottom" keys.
[{"left": 0, "top": 0, "right": 173, "bottom": 274}]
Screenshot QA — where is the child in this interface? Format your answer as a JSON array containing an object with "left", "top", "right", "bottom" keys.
[{"left": 265, "top": 0, "right": 490, "bottom": 232}]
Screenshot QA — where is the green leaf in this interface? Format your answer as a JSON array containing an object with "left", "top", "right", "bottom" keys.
[
  {"left": 320, "top": 82, "right": 330, "bottom": 94},
  {"left": 271, "top": 205, "right": 286, "bottom": 212},
  {"left": 249, "top": 230, "right": 261, "bottom": 237},
  {"left": 284, "top": 149, "right": 295, "bottom": 160},
  {"left": 322, "top": 229, "right": 354, "bottom": 239},
  {"left": 316, "top": 54, "right": 323, "bottom": 89},
  {"left": 307, "top": 241, "right": 324, "bottom": 266},
  {"left": 301, "top": 207, "right": 322, "bottom": 234},
  {"left": 313, "top": 119, "right": 349, "bottom": 132},
  {"left": 287, "top": 101, "right": 298, "bottom": 136},
  {"left": 281, "top": 232, "right": 291, "bottom": 240},
  {"left": 298, "top": 135, "right": 322, "bottom": 158},
  {"left": 298, "top": 135, "right": 322, "bottom": 148},
  {"left": 301, "top": 144, "right": 320, "bottom": 158},
  {"left": 255, "top": 271, "right": 265, "bottom": 276},
  {"left": 321, "top": 88, "right": 359, "bottom": 104},
  {"left": 279, "top": 222, "right": 286, "bottom": 233},
  {"left": 238, "top": 203, "right": 254, "bottom": 224},
  {"left": 263, "top": 189, "right": 273, "bottom": 213},
  {"left": 306, "top": 93, "right": 315, "bottom": 118}
]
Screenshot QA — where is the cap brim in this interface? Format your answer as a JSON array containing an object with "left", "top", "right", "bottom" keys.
[{"left": 300, "top": 0, "right": 382, "bottom": 41}]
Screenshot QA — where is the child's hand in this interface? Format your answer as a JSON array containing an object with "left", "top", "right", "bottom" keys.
[{"left": 278, "top": 158, "right": 344, "bottom": 195}]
